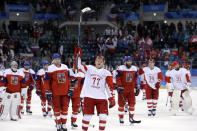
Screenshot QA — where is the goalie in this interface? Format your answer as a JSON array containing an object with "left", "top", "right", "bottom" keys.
[
  {"left": 0, "top": 61, "right": 26, "bottom": 121},
  {"left": 169, "top": 61, "right": 193, "bottom": 115}
]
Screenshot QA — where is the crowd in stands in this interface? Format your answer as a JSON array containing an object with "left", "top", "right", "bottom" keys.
[
  {"left": 0, "top": 19, "right": 197, "bottom": 70},
  {"left": 168, "top": 0, "right": 197, "bottom": 12}
]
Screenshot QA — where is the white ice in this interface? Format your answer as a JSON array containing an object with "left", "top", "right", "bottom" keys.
[{"left": 0, "top": 89, "right": 197, "bottom": 131}]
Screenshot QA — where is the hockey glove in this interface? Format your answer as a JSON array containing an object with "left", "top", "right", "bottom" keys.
[
  {"left": 117, "top": 86, "right": 124, "bottom": 94},
  {"left": 28, "top": 85, "right": 34, "bottom": 91},
  {"left": 108, "top": 97, "right": 115, "bottom": 108},
  {"left": 68, "top": 88, "right": 74, "bottom": 98},
  {"left": 45, "top": 90, "right": 52, "bottom": 101},
  {"left": 36, "top": 89, "right": 41, "bottom": 96},
  {"left": 135, "top": 88, "right": 140, "bottom": 96},
  {"left": 155, "top": 82, "right": 161, "bottom": 89}
]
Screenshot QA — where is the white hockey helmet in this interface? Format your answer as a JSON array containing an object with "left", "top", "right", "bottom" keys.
[{"left": 11, "top": 61, "right": 18, "bottom": 71}]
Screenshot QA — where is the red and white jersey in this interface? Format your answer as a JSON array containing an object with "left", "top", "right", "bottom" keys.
[
  {"left": 46, "top": 64, "right": 71, "bottom": 96},
  {"left": 143, "top": 66, "right": 163, "bottom": 89},
  {"left": 78, "top": 62, "right": 113, "bottom": 99},
  {"left": 116, "top": 65, "right": 138, "bottom": 91},
  {"left": 69, "top": 69, "right": 85, "bottom": 98},
  {"left": 170, "top": 68, "right": 191, "bottom": 90},
  {"left": 19, "top": 68, "right": 35, "bottom": 87},
  {"left": 165, "top": 70, "right": 172, "bottom": 83},
  {"left": 36, "top": 68, "right": 50, "bottom": 94},
  {"left": 0, "top": 69, "right": 26, "bottom": 93}
]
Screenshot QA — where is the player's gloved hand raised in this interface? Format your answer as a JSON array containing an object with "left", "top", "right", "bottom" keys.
[
  {"left": 117, "top": 86, "right": 124, "bottom": 94},
  {"left": 45, "top": 90, "right": 52, "bottom": 101},
  {"left": 68, "top": 88, "right": 74, "bottom": 98},
  {"left": 135, "top": 88, "right": 140, "bottom": 96},
  {"left": 36, "top": 89, "right": 41, "bottom": 96},
  {"left": 108, "top": 97, "right": 115, "bottom": 108}
]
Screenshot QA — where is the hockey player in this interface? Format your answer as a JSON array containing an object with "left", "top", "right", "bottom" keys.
[
  {"left": 169, "top": 61, "right": 192, "bottom": 115},
  {"left": 45, "top": 53, "right": 72, "bottom": 131},
  {"left": 143, "top": 59, "right": 163, "bottom": 116},
  {"left": 0, "top": 61, "right": 26, "bottom": 121},
  {"left": 116, "top": 56, "right": 141, "bottom": 124},
  {"left": 19, "top": 61, "right": 35, "bottom": 114},
  {"left": 69, "top": 69, "right": 85, "bottom": 128},
  {"left": 36, "top": 60, "right": 52, "bottom": 117},
  {"left": 139, "top": 63, "right": 147, "bottom": 100},
  {"left": 77, "top": 54, "right": 115, "bottom": 131},
  {"left": 165, "top": 63, "right": 173, "bottom": 109}
]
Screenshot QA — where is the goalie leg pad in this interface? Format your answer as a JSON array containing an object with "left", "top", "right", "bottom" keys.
[
  {"left": 10, "top": 93, "right": 21, "bottom": 120},
  {"left": 171, "top": 90, "right": 181, "bottom": 113},
  {"left": 166, "top": 83, "right": 173, "bottom": 93},
  {"left": 182, "top": 90, "right": 192, "bottom": 113},
  {"left": 0, "top": 93, "right": 12, "bottom": 120}
]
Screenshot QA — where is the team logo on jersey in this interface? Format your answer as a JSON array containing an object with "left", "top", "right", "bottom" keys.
[
  {"left": 126, "top": 73, "right": 133, "bottom": 82},
  {"left": 11, "top": 76, "right": 18, "bottom": 85},
  {"left": 57, "top": 73, "right": 66, "bottom": 83},
  {"left": 25, "top": 74, "right": 29, "bottom": 81}
]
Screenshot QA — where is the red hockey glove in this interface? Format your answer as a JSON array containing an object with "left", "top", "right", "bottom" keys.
[
  {"left": 155, "top": 82, "right": 161, "bottom": 89},
  {"left": 108, "top": 97, "right": 115, "bottom": 108}
]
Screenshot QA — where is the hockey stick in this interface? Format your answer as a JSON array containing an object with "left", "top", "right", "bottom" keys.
[{"left": 166, "top": 94, "right": 169, "bottom": 107}]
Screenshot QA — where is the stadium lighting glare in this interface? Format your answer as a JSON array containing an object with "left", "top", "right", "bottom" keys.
[
  {"left": 153, "top": 12, "right": 157, "bottom": 16},
  {"left": 164, "top": 20, "right": 167, "bottom": 23},
  {"left": 16, "top": 13, "right": 20, "bottom": 16},
  {"left": 81, "top": 7, "right": 91, "bottom": 13}
]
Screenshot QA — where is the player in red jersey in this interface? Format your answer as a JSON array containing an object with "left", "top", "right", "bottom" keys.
[
  {"left": 45, "top": 53, "right": 72, "bottom": 131},
  {"left": 19, "top": 61, "right": 35, "bottom": 114},
  {"left": 36, "top": 60, "right": 52, "bottom": 117},
  {"left": 116, "top": 56, "right": 141, "bottom": 124},
  {"left": 69, "top": 69, "right": 85, "bottom": 128},
  {"left": 0, "top": 61, "right": 26, "bottom": 121}
]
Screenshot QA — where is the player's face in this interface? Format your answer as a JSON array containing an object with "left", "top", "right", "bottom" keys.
[
  {"left": 168, "top": 65, "right": 172, "bottom": 70},
  {"left": 95, "top": 58, "right": 104, "bottom": 69},
  {"left": 24, "top": 66, "right": 30, "bottom": 70},
  {"left": 175, "top": 64, "right": 179, "bottom": 70},
  {"left": 54, "top": 58, "right": 61, "bottom": 66},
  {"left": 12, "top": 64, "right": 18, "bottom": 70},
  {"left": 125, "top": 61, "right": 132, "bottom": 68},
  {"left": 149, "top": 61, "right": 155, "bottom": 69},
  {"left": 43, "top": 65, "right": 48, "bottom": 69}
]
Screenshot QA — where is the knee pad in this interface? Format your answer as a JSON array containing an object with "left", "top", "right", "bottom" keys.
[
  {"left": 10, "top": 93, "right": 21, "bottom": 120},
  {"left": 0, "top": 93, "right": 12, "bottom": 120},
  {"left": 99, "top": 114, "right": 107, "bottom": 121},
  {"left": 182, "top": 91, "right": 192, "bottom": 112},
  {"left": 166, "top": 83, "right": 173, "bottom": 92},
  {"left": 83, "top": 114, "right": 92, "bottom": 121}
]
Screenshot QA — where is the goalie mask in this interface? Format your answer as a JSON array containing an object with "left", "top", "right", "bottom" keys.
[{"left": 11, "top": 61, "right": 18, "bottom": 72}]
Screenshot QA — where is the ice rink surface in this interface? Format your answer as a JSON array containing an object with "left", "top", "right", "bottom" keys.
[{"left": 0, "top": 89, "right": 197, "bottom": 131}]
